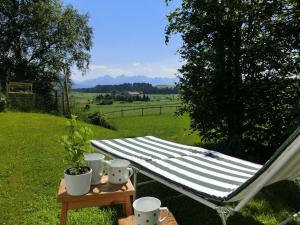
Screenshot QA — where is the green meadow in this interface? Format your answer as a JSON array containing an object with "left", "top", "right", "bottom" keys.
[
  {"left": 69, "top": 92, "right": 180, "bottom": 117},
  {"left": 0, "top": 112, "right": 299, "bottom": 225}
]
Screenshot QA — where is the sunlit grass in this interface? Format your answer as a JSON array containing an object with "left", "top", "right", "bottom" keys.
[{"left": 0, "top": 112, "right": 299, "bottom": 225}]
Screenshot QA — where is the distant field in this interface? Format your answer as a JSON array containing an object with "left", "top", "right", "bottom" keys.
[{"left": 70, "top": 92, "right": 180, "bottom": 117}]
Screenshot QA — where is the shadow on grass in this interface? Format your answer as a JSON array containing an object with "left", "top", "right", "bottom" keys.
[
  {"left": 247, "top": 181, "right": 300, "bottom": 224},
  {"left": 135, "top": 174, "right": 300, "bottom": 225},
  {"left": 258, "top": 181, "right": 300, "bottom": 211},
  {"left": 164, "top": 195, "right": 264, "bottom": 225}
]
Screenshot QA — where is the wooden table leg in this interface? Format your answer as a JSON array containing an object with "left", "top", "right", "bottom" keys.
[
  {"left": 122, "top": 204, "right": 127, "bottom": 217},
  {"left": 60, "top": 203, "right": 68, "bottom": 225},
  {"left": 124, "top": 196, "right": 133, "bottom": 216}
]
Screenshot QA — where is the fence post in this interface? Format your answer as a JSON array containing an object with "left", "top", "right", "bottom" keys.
[
  {"left": 141, "top": 108, "right": 144, "bottom": 117},
  {"left": 61, "top": 90, "right": 65, "bottom": 114},
  {"left": 55, "top": 90, "right": 58, "bottom": 111},
  {"left": 159, "top": 106, "right": 162, "bottom": 115},
  {"left": 121, "top": 109, "right": 124, "bottom": 117}
]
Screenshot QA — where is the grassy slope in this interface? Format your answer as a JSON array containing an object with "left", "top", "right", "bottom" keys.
[
  {"left": 0, "top": 112, "right": 299, "bottom": 225},
  {"left": 0, "top": 112, "right": 118, "bottom": 225}
]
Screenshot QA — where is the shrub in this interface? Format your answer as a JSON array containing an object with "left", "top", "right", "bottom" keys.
[
  {"left": 84, "top": 104, "right": 90, "bottom": 111},
  {"left": 0, "top": 97, "right": 5, "bottom": 112},
  {"left": 87, "top": 112, "right": 115, "bottom": 130},
  {"left": 97, "top": 100, "right": 113, "bottom": 105}
]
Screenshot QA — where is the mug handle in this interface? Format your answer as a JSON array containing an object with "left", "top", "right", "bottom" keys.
[
  {"left": 127, "top": 167, "right": 133, "bottom": 178},
  {"left": 159, "top": 207, "right": 169, "bottom": 223}
]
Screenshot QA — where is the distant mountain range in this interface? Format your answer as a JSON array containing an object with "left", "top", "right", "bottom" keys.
[{"left": 72, "top": 75, "right": 179, "bottom": 88}]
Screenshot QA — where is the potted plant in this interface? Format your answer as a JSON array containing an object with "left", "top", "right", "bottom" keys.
[{"left": 60, "top": 115, "right": 94, "bottom": 195}]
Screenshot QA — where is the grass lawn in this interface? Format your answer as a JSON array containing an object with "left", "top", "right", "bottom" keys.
[
  {"left": 108, "top": 114, "right": 200, "bottom": 145},
  {"left": 0, "top": 112, "right": 119, "bottom": 225},
  {"left": 0, "top": 112, "right": 299, "bottom": 225}
]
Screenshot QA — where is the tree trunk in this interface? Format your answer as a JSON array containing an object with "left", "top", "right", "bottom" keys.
[
  {"left": 64, "top": 75, "right": 71, "bottom": 116},
  {"left": 61, "top": 89, "right": 65, "bottom": 114},
  {"left": 226, "top": 4, "right": 244, "bottom": 157}
]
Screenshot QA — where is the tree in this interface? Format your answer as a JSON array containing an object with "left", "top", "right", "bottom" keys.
[
  {"left": 0, "top": 0, "right": 92, "bottom": 108},
  {"left": 166, "top": 0, "right": 300, "bottom": 162}
]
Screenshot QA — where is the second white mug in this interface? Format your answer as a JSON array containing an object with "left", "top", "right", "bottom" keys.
[
  {"left": 133, "top": 197, "right": 169, "bottom": 225},
  {"left": 106, "top": 159, "right": 133, "bottom": 184}
]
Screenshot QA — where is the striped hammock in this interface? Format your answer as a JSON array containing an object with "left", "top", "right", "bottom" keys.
[{"left": 91, "top": 129, "right": 300, "bottom": 202}]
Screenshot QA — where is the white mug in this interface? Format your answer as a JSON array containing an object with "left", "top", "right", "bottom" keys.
[
  {"left": 84, "top": 153, "right": 105, "bottom": 185},
  {"left": 105, "top": 159, "right": 133, "bottom": 184},
  {"left": 133, "top": 197, "right": 169, "bottom": 225}
]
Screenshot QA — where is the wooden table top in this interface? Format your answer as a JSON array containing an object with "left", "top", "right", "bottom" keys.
[
  {"left": 57, "top": 176, "right": 135, "bottom": 202},
  {"left": 118, "top": 211, "right": 178, "bottom": 225}
]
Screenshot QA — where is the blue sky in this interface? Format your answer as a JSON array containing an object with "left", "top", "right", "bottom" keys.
[{"left": 62, "top": 0, "right": 182, "bottom": 81}]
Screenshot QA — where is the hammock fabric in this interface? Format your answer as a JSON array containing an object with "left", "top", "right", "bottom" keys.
[{"left": 91, "top": 128, "right": 300, "bottom": 202}]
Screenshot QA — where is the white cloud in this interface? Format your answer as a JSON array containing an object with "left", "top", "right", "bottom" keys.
[
  {"left": 132, "top": 62, "right": 154, "bottom": 73},
  {"left": 71, "top": 61, "right": 181, "bottom": 82},
  {"left": 89, "top": 65, "right": 107, "bottom": 69},
  {"left": 162, "top": 67, "right": 178, "bottom": 75},
  {"left": 142, "top": 66, "right": 153, "bottom": 73},
  {"left": 132, "top": 62, "right": 141, "bottom": 67},
  {"left": 72, "top": 65, "right": 129, "bottom": 81}
]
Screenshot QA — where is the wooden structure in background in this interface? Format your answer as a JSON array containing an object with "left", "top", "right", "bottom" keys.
[
  {"left": 6, "top": 82, "right": 35, "bottom": 110},
  {"left": 6, "top": 82, "right": 33, "bottom": 94},
  {"left": 57, "top": 175, "right": 135, "bottom": 225}
]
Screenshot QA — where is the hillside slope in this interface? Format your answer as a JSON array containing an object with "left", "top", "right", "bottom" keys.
[
  {"left": 0, "top": 112, "right": 199, "bottom": 225},
  {"left": 0, "top": 112, "right": 118, "bottom": 225},
  {"left": 0, "top": 112, "right": 299, "bottom": 225}
]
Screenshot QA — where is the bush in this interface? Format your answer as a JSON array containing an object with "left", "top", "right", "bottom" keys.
[
  {"left": 97, "top": 100, "right": 113, "bottom": 105},
  {"left": 0, "top": 100, "right": 5, "bottom": 112},
  {"left": 87, "top": 112, "right": 115, "bottom": 130},
  {"left": 84, "top": 104, "right": 90, "bottom": 111},
  {"left": 0, "top": 95, "right": 6, "bottom": 112},
  {"left": 6, "top": 94, "right": 34, "bottom": 112}
]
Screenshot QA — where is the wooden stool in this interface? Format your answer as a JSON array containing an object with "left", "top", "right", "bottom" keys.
[
  {"left": 118, "top": 211, "right": 179, "bottom": 225},
  {"left": 57, "top": 176, "right": 135, "bottom": 225}
]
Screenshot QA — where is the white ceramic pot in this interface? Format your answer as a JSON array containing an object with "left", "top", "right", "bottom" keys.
[
  {"left": 64, "top": 167, "right": 92, "bottom": 196},
  {"left": 133, "top": 197, "right": 169, "bottom": 225},
  {"left": 84, "top": 153, "right": 105, "bottom": 185},
  {"left": 106, "top": 159, "right": 133, "bottom": 184}
]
